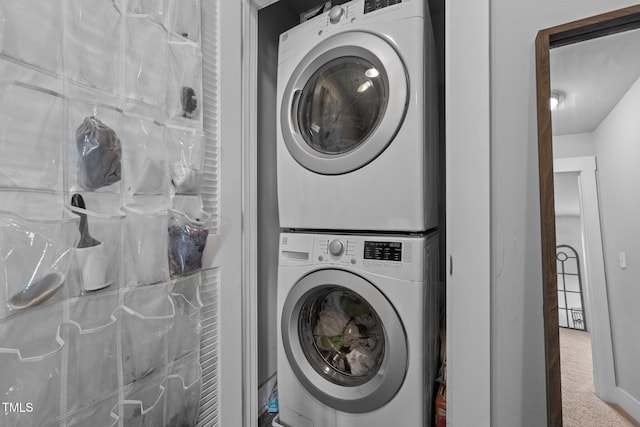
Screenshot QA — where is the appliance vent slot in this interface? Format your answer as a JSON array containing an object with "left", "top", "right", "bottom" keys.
[
  {"left": 198, "top": 0, "right": 220, "bottom": 425},
  {"left": 201, "top": 0, "right": 220, "bottom": 236},
  {"left": 198, "top": 268, "right": 220, "bottom": 426}
]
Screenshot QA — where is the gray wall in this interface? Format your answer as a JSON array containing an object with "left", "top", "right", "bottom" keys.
[
  {"left": 257, "top": 2, "right": 297, "bottom": 397},
  {"left": 490, "top": 1, "right": 638, "bottom": 425},
  {"left": 593, "top": 76, "right": 640, "bottom": 401}
]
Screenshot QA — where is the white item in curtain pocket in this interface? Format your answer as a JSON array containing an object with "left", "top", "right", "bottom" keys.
[
  {"left": 71, "top": 194, "right": 109, "bottom": 291},
  {"left": 171, "top": 161, "right": 202, "bottom": 195},
  {"left": 168, "top": 208, "right": 210, "bottom": 278},
  {"left": 75, "top": 116, "right": 122, "bottom": 191},
  {"left": 167, "top": 126, "right": 205, "bottom": 195}
]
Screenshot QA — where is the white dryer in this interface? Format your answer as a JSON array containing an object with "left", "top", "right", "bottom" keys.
[
  {"left": 277, "top": 231, "right": 440, "bottom": 426},
  {"left": 276, "top": 0, "right": 438, "bottom": 232}
]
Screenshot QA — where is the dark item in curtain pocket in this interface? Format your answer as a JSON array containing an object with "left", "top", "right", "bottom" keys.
[
  {"left": 75, "top": 116, "right": 122, "bottom": 190},
  {"left": 181, "top": 86, "right": 197, "bottom": 118},
  {"left": 168, "top": 220, "right": 208, "bottom": 277}
]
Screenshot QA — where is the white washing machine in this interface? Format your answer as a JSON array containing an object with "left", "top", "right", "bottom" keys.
[
  {"left": 276, "top": 0, "right": 438, "bottom": 232},
  {"left": 276, "top": 231, "right": 440, "bottom": 426}
]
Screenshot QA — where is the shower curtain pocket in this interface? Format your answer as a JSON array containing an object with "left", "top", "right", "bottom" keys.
[
  {"left": 122, "top": 114, "right": 169, "bottom": 198},
  {"left": 69, "top": 291, "right": 119, "bottom": 337},
  {"left": 165, "top": 352, "right": 202, "bottom": 427},
  {"left": 112, "top": 374, "right": 166, "bottom": 427},
  {"left": 168, "top": 208, "right": 211, "bottom": 278},
  {"left": 0, "top": 0, "right": 63, "bottom": 73},
  {"left": 67, "top": 99, "right": 123, "bottom": 194},
  {"left": 167, "top": 126, "right": 205, "bottom": 196},
  {"left": 121, "top": 289, "right": 175, "bottom": 384},
  {"left": 125, "top": 17, "right": 168, "bottom": 109},
  {"left": 168, "top": 42, "right": 202, "bottom": 123},
  {"left": 0, "top": 82, "right": 64, "bottom": 191},
  {"left": 0, "top": 330, "right": 65, "bottom": 427},
  {"left": 65, "top": 0, "right": 122, "bottom": 94},
  {"left": 69, "top": 207, "right": 124, "bottom": 293},
  {"left": 167, "top": 0, "right": 201, "bottom": 44},
  {"left": 1, "top": 211, "right": 79, "bottom": 317},
  {"left": 62, "top": 320, "right": 119, "bottom": 414},
  {"left": 123, "top": 205, "right": 170, "bottom": 286},
  {"left": 63, "top": 392, "right": 119, "bottom": 427},
  {"left": 74, "top": 244, "right": 109, "bottom": 291},
  {"left": 168, "top": 292, "right": 202, "bottom": 362}
]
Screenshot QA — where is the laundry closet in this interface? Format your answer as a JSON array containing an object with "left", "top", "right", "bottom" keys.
[{"left": 254, "top": 1, "right": 446, "bottom": 425}]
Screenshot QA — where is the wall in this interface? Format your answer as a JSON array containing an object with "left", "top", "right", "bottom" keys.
[
  {"left": 553, "top": 132, "right": 595, "bottom": 159},
  {"left": 256, "top": 1, "right": 297, "bottom": 407},
  {"left": 490, "top": 1, "right": 638, "bottom": 425},
  {"left": 593, "top": 75, "right": 640, "bottom": 401}
]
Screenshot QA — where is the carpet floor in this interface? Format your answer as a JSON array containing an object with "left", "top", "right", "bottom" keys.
[{"left": 560, "top": 328, "right": 640, "bottom": 426}]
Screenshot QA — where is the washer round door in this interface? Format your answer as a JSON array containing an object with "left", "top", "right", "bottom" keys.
[
  {"left": 280, "top": 31, "right": 408, "bottom": 175},
  {"left": 281, "top": 269, "right": 408, "bottom": 413}
]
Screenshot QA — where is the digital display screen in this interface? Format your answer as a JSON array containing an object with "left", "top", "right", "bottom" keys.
[
  {"left": 364, "top": 0, "right": 402, "bottom": 14},
  {"left": 364, "top": 241, "right": 402, "bottom": 261}
]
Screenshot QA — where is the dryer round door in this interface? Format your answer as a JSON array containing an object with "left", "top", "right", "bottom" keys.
[
  {"left": 281, "top": 269, "right": 408, "bottom": 413},
  {"left": 280, "top": 31, "right": 408, "bottom": 175}
]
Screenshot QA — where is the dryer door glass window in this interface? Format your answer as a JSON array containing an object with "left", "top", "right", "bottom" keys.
[
  {"left": 297, "top": 57, "right": 387, "bottom": 155},
  {"left": 298, "top": 285, "right": 385, "bottom": 387}
]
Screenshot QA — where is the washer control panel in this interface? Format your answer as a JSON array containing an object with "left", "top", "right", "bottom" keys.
[
  {"left": 364, "top": 0, "right": 403, "bottom": 14},
  {"left": 315, "top": 235, "right": 413, "bottom": 269}
]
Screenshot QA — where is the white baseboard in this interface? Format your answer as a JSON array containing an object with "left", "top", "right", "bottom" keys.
[{"left": 614, "top": 386, "right": 640, "bottom": 423}]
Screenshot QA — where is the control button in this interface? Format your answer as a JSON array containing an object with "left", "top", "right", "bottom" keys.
[
  {"left": 329, "top": 5, "right": 345, "bottom": 24},
  {"left": 351, "top": 258, "right": 357, "bottom": 265},
  {"left": 329, "top": 239, "right": 345, "bottom": 257},
  {"left": 319, "top": 255, "right": 324, "bottom": 261}
]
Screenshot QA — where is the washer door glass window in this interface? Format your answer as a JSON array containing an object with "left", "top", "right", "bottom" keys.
[
  {"left": 280, "top": 269, "right": 408, "bottom": 413},
  {"left": 297, "top": 57, "right": 387, "bottom": 156},
  {"left": 299, "top": 286, "right": 385, "bottom": 386}
]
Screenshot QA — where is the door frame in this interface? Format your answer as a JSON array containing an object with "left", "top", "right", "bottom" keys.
[
  {"left": 554, "top": 157, "right": 615, "bottom": 400},
  {"left": 241, "top": 1, "right": 491, "bottom": 425}
]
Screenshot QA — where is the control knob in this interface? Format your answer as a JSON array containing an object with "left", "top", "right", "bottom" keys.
[
  {"left": 329, "top": 239, "right": 345, "bottom": 257},
  {"left": 328, "top": 5, "right": 345, "bottom": 24}
]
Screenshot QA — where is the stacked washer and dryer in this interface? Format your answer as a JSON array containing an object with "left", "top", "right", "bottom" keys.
[{"left": 275, "top": 0, "right": 440, "bottom": 426}]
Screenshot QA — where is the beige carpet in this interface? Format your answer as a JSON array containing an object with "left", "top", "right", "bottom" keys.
[{"left": 560, "top": 328, "right": 640, "bottom": 426}]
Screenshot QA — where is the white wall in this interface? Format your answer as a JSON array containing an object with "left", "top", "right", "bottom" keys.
[
  {"left": 553, "top": 132, "right": 595, "bottom": 159},
  {"left": 256, "top": 2, "right": 297, "bottom": 405},
  {"left": 490, "top": 1, "right": 639, "bottom": 425},
  {"left": 593, "top": 76, "right": 640, "bottom": 401}
]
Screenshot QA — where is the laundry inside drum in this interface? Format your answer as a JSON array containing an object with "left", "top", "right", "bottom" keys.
[{"left": 299, "top": 286, "right": 385, "bottom": 387}]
